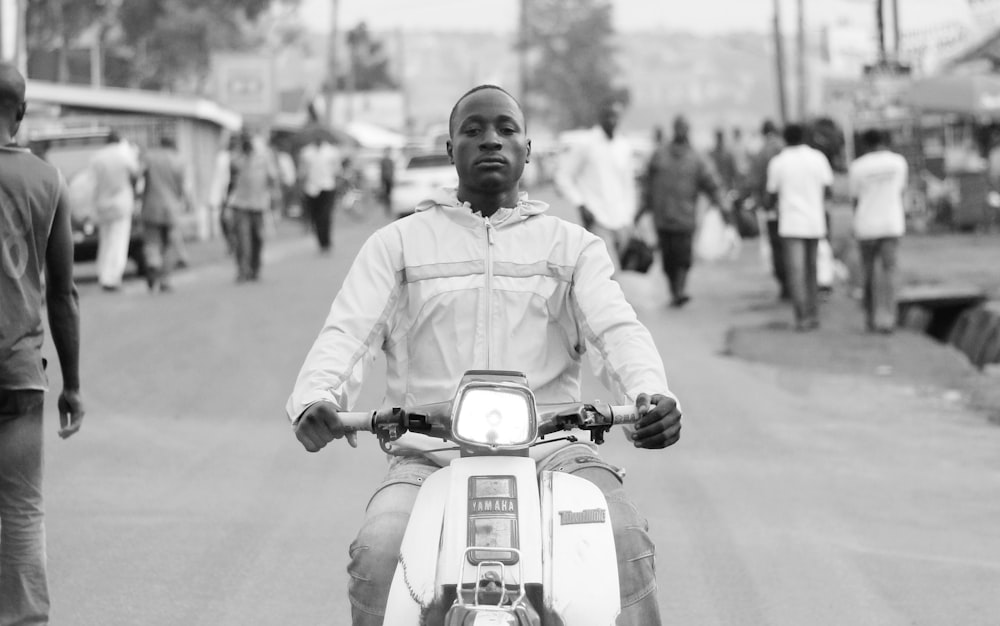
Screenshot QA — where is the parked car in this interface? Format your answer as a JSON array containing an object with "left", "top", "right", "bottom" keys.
[
  {"left": 28, "top": 129, "right": 147, "bottom": 271},
  {"left": 390, "top": 153, "right": 458, "bottom": 218}
]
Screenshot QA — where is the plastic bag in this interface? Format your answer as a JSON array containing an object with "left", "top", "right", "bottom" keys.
[
  {"left": 817, "top": 238, "right": 834, "bottom": 288},
  {"left": 695, "top": 209, "right": 741, "bottom": 262}
]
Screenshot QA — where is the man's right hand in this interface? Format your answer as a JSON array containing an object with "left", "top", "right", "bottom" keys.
[
  {"left": 58, "top": 389, "right": 84, "bottom": 439},
  {"left": 294, "top": 401, "right": 358, "bottom": 452}
]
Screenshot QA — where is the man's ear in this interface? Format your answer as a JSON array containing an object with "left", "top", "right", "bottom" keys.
[
  {"left": 15, "top": 102, "right": 25, "bottom": 122},
  {"left": 446, "top": 139, "right": 454, "bottom": 163},
  {"left": 526, "top": 139, "right": 531, "bottom": 163}
]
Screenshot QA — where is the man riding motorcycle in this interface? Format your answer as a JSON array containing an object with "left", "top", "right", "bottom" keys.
[{"left": 286, "top": 84, "right": 682, "bottom": 625}]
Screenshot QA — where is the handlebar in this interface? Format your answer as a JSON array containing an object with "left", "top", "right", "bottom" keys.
[
  {"left": 335, "top": 403, "right": 641, "bottom": 446},
  {"left": 337, "top": 411, "right": 376, "bottom": 432}
]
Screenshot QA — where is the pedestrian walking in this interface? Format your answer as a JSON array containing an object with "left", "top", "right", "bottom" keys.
[
  {"left": 228, "top": 132, "right": 279, "bottom": 282},
  {"left": 709, "top": 127, "right": 739, "bottom": 195},
  {"left": 0, "top": 61, "right": 85, "bottom": 626},
  {"left": 748, "top": 119, "right": 788, "bottom": 299},
  {"left": 848, "top": 129, "right": 909, "bottom": 333},
  {"left": 140, "top": 136, "right": 193, "bottom": 292},
  {"left": 379, "top": 147, "right": 395, "bottom": 216},
  {"left": 89, "top": 131, "right": 140, "bottom": 291},
  {"left": 298, "top": 136, "right": 340, "bottom": 253},
  {"left": 765, "top": 123, "right": 834, "bottom": 331},
  {"left": 730, "top": 127, "right": 751, "bottom": 184},
  {"left": 639, "top": 115, "right": 727, "bottom": 307},
  {"left": 209, "top": 134, "right": 238, "bottom": 254},
  {"left": 555, "top": 96, "right": 637, "bottom": 273}
]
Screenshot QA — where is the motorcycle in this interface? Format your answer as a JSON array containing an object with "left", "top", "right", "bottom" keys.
[{"left": 338, "top": 369, "right": 641, "bottom": 625}]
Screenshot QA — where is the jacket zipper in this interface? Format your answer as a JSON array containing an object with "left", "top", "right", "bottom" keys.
[{"left": 484, "top": 215, "right": 495, "bottom": 369}]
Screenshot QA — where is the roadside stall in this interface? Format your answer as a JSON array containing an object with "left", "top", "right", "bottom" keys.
[
  {"left": 906, "top": 73, "right": 1000, "bottom": 231},
  {"left": 21, "top": 80, "right": 242, "bottom": 241}
]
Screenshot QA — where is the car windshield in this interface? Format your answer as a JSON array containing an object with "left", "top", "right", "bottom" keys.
[{"left": 406, "top": 154, "right": 452, "bottom": 169}]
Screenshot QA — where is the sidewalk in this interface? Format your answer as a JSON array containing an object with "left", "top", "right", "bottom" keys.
[
  {"left": 73, "top": 214, "right": 312, "bottom": 288},
  {"left": 720, "top": 243, "right": 1000, "bottom": 425}
]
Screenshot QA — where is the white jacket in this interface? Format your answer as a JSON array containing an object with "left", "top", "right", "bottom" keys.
[{"left": 286, "top": 189, "right": 672, "bottom": 461}]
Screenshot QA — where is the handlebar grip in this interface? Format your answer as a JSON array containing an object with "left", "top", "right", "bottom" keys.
[
  {"left": 337, "top": 411, "right": 375, "bottom": 432},
  {"left": 608, "top": 405, "right": 641, "bottom": 425}
]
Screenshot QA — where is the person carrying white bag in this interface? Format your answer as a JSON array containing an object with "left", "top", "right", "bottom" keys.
[
  {"left": 638, "top": 115, "right": 729, "bottom": 307},
  {"left": 765, "top": 123, "right": 834, "bottom": 331},
  {"left": 694, "top": 205, "right": 741, "bottom": 262}
]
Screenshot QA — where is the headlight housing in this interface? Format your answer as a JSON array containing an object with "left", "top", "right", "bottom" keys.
[{"left": 451, "top": 373, "right": 537, "bottom": 450}]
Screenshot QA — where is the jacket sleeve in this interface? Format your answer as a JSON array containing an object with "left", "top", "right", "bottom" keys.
[
  {"left": 285, "top": 230, "right": 402, "bottom": 422},
  {"left": 570, "top": 232, "right": 676, "bottom": 407}
]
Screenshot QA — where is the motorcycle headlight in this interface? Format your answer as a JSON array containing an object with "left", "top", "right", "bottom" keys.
[{"left": 452, "top": 384, "right": 537, "bottom": 449}]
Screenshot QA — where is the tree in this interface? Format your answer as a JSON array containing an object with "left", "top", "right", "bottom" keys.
[
  {"left": 344, "top": 22, "right": 396, "bottom": 91},
  {"left": 117, "top": 0, "right": 277, "bottom": 91},
  {"left": 26, "top": 0, "right": 293, "bottom": 92},
  {"left": 25, "top": 0, "right": 106, "bottom": 82},
  {"left": 521, "top": 0, "right": 620, "bottom": 130}
]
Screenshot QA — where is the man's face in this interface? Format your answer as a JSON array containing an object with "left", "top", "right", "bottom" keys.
[
  {"left": 447, "top": 89, "right": 530, "bottom": 195},
  {"left": 674, "top": 117, "right": 690, "bottom": 142},
  {"left": 598, "top": 103, "right": 622, "bottom": 134}
]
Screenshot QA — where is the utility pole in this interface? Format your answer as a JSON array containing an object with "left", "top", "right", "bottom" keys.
[
  {"left": 891, "top": 0, "right": 900, "bottom": 61},
  {"left": 796, "top": 0, "right": 807, "bottom": 120},
  {"left": 519, "top": 0, "right": 529, "bottom": 119},
  {"left": 324, "top": 0, "right": 340, "bottom": 128},
  {"left": 876, "top": 0, "right": 886, "bottom": 64},
  {"left": 773, "top": 0, "right": 789, "bottom": 125},
  {"left": 396, "top": 28, "right": 409, "bottom": 130}
]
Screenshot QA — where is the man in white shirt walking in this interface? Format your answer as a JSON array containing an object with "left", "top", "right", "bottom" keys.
[
  {"left": 849, "top": 129, "right": 908, "bottom": 333},
  {"left": 89, "top": 132, "right": 140, "bottom": 291},
  {"left": 555, "top": 97, "right": 637, "bottom": 273},
  {"left": 298, "top": 136, "right": 341, "bottom": 253},
  {"left": 766, "top": 123, "right": 834, "bottom": 331}
]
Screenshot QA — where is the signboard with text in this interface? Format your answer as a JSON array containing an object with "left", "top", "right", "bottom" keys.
[{"left": 211, "top": 53, "right": 275, "bottom": 119}]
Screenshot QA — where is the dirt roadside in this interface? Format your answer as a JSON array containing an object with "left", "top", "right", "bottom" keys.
[{"left": 723, "top": 230, "right": 1000, "bottom": 426}]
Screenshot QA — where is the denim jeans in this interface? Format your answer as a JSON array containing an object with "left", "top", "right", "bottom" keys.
[
  {"left": 783, "top": 237, "right": 820, "bottom": 328},
  {"left": 765, "top": 219, "right": 788, "bottom": 298},
  {"left": 0, "top": 390, "right": 48, "bottom": 626},
  {"left": 347, "top": 444, "right": 661, "bottom": 625},
  {"left": 858, "top": 237, "right": 899, "bottom": 331},
  {"left": 656, "top": 230, "right": 694, "bottom": 302},
  {"left": 232, "top": 208, "right": 264, "bottom": 281},
  {"left": 142, "top": 223, "right": 176, "bottom": 289}
]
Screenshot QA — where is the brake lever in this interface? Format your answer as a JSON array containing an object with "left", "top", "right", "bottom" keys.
[{"left": 375, "top": 407, "right": 408, "bottom": 451}]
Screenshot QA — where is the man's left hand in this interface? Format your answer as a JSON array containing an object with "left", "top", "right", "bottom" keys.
[{"left": 631, "top": 393, "right": 681, "bottom": 449}]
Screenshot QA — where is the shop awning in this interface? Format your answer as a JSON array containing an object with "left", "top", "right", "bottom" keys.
[{"left": 906, "top": 73, "right": 1000, "bottom": 117}]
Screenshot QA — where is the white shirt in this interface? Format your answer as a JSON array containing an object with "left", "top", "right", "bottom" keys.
[
  {"left": 767, "top": 144, "right": 833, "bottom": 238},
  {"left": 848, "top": 149, "right": 908, "bottom": 239},
  {"left": 299, "top": 141, "right": 340, "bottom": 196},
  {"left": 555, "top": 126, "right": 637, "bottom": 230}
]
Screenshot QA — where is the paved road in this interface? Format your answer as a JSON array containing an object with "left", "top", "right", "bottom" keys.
[{"left": 38, "top": 191, "right": 1000, "bottom": 625}]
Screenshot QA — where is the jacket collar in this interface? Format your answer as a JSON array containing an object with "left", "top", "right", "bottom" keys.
[{"left": 414, "top": 187, "right": 549, "bottom": 229}]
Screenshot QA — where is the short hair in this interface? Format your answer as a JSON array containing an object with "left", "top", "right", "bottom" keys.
[
  {"left": 107, "top": 131, "right": 121, "bottom": 144},
  {"left": 861, "top": 128, "right": 885, "bottom": 149},
  {"left": 448, "top": 84, "right": 523, "bottom": 137},
  {"left": 783, "top": 123, "right": 805, "bottom": 145},
  {"left": 159, "top": 135, "right": 176, "bottom": 149},
  {"left": 761, "top": 119, "right": 777, "bottom": 135}
]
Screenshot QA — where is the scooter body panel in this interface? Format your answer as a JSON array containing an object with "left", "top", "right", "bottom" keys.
[
  {"left": 384, "top": 457, "right": 620, "bottom": 624},
  {"left": 438, "top": 456, "right": 543, "bottom": 588},
  {"left": 383, "top": 465, "right": 451, "bottom": 622},
  {"left": 540, "top": 470, "right": 621, "bottom": 624}
]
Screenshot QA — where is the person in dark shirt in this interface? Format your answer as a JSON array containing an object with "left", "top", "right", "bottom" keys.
[
  {"left": 639, "top": 115, "right": 726, "bottom": 307},
  {"left": 0, "top": 60, "right": 85, "bottom": 626}
]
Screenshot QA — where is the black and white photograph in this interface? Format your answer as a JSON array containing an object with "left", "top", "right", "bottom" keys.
[{"left": 1, "top": 0, "right": 1000, "bottom": 624}]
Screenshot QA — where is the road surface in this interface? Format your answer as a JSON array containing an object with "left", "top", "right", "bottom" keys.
[{"left": 38, "top": 191, "right": 1000, "bottom": 625}]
